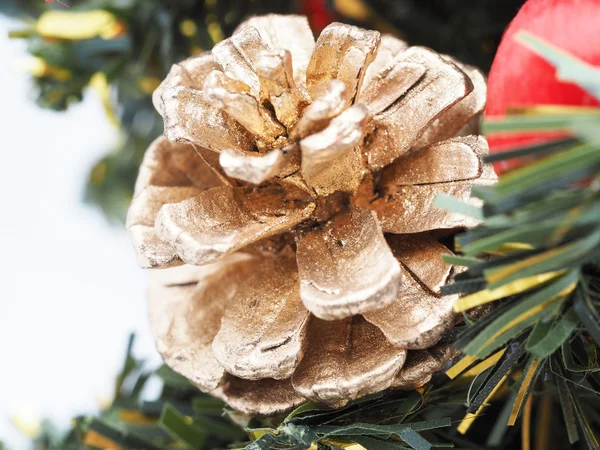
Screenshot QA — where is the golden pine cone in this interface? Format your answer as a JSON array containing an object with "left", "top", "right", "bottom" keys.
[{"left": 127, "top": 15, "right": 496, "bottom": 416}]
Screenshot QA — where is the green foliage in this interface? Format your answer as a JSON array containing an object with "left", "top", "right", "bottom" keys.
[{"left": 240, "top": 392, "right": 454, "bottom": 449}]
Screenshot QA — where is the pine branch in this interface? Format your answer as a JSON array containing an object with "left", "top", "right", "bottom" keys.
[{"left": 436, "top": 31, "right": 600, "bottom": 448}]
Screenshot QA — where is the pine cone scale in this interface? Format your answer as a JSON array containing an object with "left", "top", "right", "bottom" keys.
[
  {"left": 392, "top": 344, "right": 458, "bottom": 390},
  {"left": 296, "top": 207, "right": 402, "bottom": 320},
  {"left": 365, "top": 47, "right": 474, "bottom": 170},
  {"left": 306, "top": 23, "right": 380, "bottom": 106},
  {"left": 362, "top": 264, "right": 456, "bottom": 349},
  {"left": 362, "top": 35, "right": 408, "bottom": 89},
  {"left": 212, "top": 247, "right": 310, "bottom": 381},
  {"left": 148, "top": 261, "right": 244, "bottom": 392},
  {"left": 212, "top": 26, "right": 269, "bottom": 97},
  {"left": 291, "top": 316, "right": 408, "bottom": 406},
  {"left": 414, "top": 59, "right": 487, "bottom": 149},
  {"left": 378, "top": 137, "right": 483, "bottom": 187},
  {"left": 214, "top": 375, "right": 306, "bottom": 417},
  {"left": 299, "top": 103, "right": 368, "bottom": 196},
  {"left": 154, "top": 185, "right": 315, "bottom": 266},
  {"left": 386, "top": 234, "right": 453, "bottom": 295},
  {"left": 152, "top": 52, "right": 218, "bottom": 116},
  {"left": 161, "top": 86, "right": 255, "bottom": 153},
  {"left": 234, "top": 15, "right": 315, "bottom": 85},
  {"left": 358, "top": 60, "right": 427, "bottom": 116}
]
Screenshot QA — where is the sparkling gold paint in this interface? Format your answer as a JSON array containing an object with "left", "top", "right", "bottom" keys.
[{"left": 127, "top": 15, "right": 495, "bottom": 414}]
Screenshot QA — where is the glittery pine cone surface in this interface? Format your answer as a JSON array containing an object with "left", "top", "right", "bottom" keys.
[{"left": 127, "top": 15, "right": 496, "bottom": 416}]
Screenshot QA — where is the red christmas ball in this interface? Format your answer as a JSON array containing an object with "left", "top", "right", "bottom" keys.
[
  {"left": 485, "top": 0, "right": 600, "bottom": 173},
  {"left": 303, "top": 0, "right": 335, "bottom": 33}
]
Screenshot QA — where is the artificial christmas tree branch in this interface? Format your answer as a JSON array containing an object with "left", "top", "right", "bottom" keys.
[{"left": 435, "top": 31, "right": 600, "bottom": 447}]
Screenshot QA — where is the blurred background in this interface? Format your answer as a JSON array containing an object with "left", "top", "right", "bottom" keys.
[
  {"left": 0, "top": 15, "right": 159, "bottom": 448},
  {"left": 0, "top": 0, "right": 526, "bottom": 447}
]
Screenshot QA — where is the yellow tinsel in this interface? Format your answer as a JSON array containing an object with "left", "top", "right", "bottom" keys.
[
  {"left": 36, "top": 10, "right": 123, "bottom": 40},
  {"left": 15, "top": 56, "right": 72, "bottom": 81},
  {"left": 83, "top": 430, "right": 124, "bottom": 450},
  {"left": 90, "top": 72, "right": 119, "bottom": 127},
  {"left": 453, "top": 270, "right": 566, "bottom": 313},
  {"left": 508, "top": 358, "right": 540, "bottom": 426},
  {"left": 457, "top": 374, "right": 509, "bottom": 434}
]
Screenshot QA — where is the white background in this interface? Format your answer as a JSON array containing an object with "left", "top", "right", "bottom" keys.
[{"left": 0, "top": 15, "right": 161, "bottom": 448}]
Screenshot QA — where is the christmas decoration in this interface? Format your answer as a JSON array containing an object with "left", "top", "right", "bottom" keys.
[
  {"left": 3, "top": 0, "right": 525, "bottom": 222},
  {"left": 486, "top": 0, "right": 600, "bottom": 172},
  {"left": 127, "top": 14, "right": 495, "bottom": 415},
  {"left": 12, "top": 31, "right": 600, "bottom": 450},
  {"left": 7, "top": 2, "right": 600, "bottom": 450}
]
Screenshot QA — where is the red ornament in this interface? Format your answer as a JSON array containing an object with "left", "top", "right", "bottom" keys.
[
  {"left": 303, "top": 0, "right": 335, "bottom": 33},
  {"left": 485, "top": 0, "right": 600, "bottom": 173}
]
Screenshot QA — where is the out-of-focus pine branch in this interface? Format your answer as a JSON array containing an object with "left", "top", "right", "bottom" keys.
[{"left": 6, "top": 0, "right": 297, "bottom": 221}]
